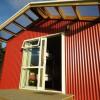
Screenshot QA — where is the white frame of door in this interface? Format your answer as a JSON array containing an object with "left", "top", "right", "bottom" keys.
[{"left": 19, "top": 32, "right": 66, "bottom": 94}]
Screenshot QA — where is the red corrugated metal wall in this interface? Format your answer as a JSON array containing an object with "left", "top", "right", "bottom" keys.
[
  {"left": 65, "top": 22, "right": 100, "bottom": 100},
  {"left": 0, "top": 20, "right": 99, "bottom": 100}
]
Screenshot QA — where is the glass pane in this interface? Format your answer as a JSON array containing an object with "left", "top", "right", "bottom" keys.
[
  {"left": 40, "top": 68, "right": 43, "bottom": 87},
  {"left": 0, "top": 31, "right": 13, "bottom": 39},
  {"left": 22, "top": 49, "right": 29, "bottom": 66},
  {"left": 21, "top": 69, "right": 27, "bottom": 88},
  {"left": 5, "top": 23, "right": 22, "bottom": 33},
  {"left": 30, "top": 48, "right": 39, "bottom": 66},
  {"left": 22, "top": 47, "right": 39, "bottom": 66},
  {"left": 23, "top": 39, "right": 40, "bottom": 48},
  {"left": 59, "top": 6, "right": 76, "bottom": 16},
  {"left": 45, "top": 7, "right": 60, "bottom": 16},
  {"left": 15, "top": 15, "right": 32, "bottom": 27},
  {"left": 26, "top": 10, "right": 39, "bottom": 20},
  {"left": 77, "top": 6, "right": 99, "bottom": 16},
  {"left": 27, "top": 40, "right": 39, "bottom": 47},
  {"left": 28, "top": 69, "right": 38, "bottom": 87}
]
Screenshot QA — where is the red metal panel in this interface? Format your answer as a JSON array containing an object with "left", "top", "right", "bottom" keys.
[
  {"left": 65, "top": 21, "right": 100, "bottom": 100},
  {"left": 0, "top": 31, "right": 48, "bottom": 89},
  {"left": 0, "top": 20, "right": 99, "bottom": 100}
]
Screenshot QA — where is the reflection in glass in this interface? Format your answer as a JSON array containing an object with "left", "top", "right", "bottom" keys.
[
  {"left": 22, "top": 49, "right": 29, "bottom": 66},
  {"left": 28, "top": 40, "right": 39, "bottom": 46},
  {"left": 23, "top": 39, "right": 40, "bottom": 48},
  {"left": 30, "top": 48, "right": 39, "bottom": 66}
]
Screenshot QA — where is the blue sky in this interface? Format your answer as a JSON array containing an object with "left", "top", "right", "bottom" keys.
[
  {"left": 0, "top": 0, "right": 46, "bottom": 25},
  {"left": 0, "top": 0, "right": 46, "bottom": 48}
]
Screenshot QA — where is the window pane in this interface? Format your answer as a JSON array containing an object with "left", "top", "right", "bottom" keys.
[
  {"left": 5, "top": 23, "right": 22, "bottom": 33},
  {"left": 22, "top": 49, "right": 29, "bottom": 66},
  {"left": 30, "top": 48, "right": 39, "bottom": 66},
  {"left": 0, "top": 31, "right": 13, "bottom": 39},
  {"left": 45, "top": 7, "right": 60, "bottom": 16},
  {"left": 24, "top": 39, "right": 40, "bottom": 47},
  {"left": 26, "top": 10, "right": 39, "bottom": 20},
  {"left": 77, "top": 6, "right": 99, "bottom": 16},
  {"left": 21, "top": 69, "right": 38, "bottom": 87},
  {"left": 15, "top": 15, "right": 32, "bottom": 27},
  {"left": 28, "top": 69, "right": 38, "bottom": 86},
  {"left": 59, "top": 6, "right": 76, "bottom": 16}
]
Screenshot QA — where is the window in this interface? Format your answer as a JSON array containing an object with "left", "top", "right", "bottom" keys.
[
  {"left": 22, "top": 38, "right": 40, "bottom": 48},
  {"left": 20, "top": 38, "right": 47, "bottom": 90}
]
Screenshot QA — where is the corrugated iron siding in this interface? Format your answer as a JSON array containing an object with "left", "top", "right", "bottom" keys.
[
  {"left": 65, "top": 22, "right": 100, "bottom": 100},
  {"left": 0, "top": 20, "right": 99, "bottom": 100},
  {"left": 0, "top": 30, "right": 48, "bottom": 89}
]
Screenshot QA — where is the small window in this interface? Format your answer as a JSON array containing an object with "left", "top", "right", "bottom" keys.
[
  {"left": 22, "top": 38, "right": 40, "bottom": 48},
  {"left": 22, "top": 48, "right": 39, "bottom": 66},
  {"left": 26, "top": 10, "right": 39, "bottom": 20},
  {"left": 15, "top": 15, "right": 32, "bottom": 27},
  {"left": 0, "top": 31, "right": 13, "bottom": 39},
  {"left": 30, "top": 48, "right": 39, "bottom": 66},
  {"left": 59, "top": 6, "right": 76, "bottom": 16},
  {"left": 77, "top": 5, "right": 99, "bottom": 16},
  {"left": 45, "top": 7, "right": 60, "bottom": 16},
  {"left": 5, "top": 23, "right": 22, "bottom": 33}
]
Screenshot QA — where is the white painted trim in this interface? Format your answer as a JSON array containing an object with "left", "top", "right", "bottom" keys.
[
  {"left": 61, "top": 33, "right": 66, "bottom": 94},
  {"left": 22, "top": 38, "right": 40, "bottom": 49},
  {"left": 21, "top": 87, "right": 62, "bottom": 93}
]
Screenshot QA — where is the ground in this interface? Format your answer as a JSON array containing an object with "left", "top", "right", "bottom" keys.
[{"left": 0, "top": 90, "right": 73, "bottom": 100}]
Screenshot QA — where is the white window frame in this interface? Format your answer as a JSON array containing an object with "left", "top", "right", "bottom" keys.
[
  {"left": 22, "top": 38, "right": 41, "bottom": 49},
  {"left": 19, "top": 32, "right": 66, "bottom": 94}
]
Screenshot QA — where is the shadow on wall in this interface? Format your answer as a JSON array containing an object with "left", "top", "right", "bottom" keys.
[{"left": 27, "top": 18, "right": 99, "bottom": 36}]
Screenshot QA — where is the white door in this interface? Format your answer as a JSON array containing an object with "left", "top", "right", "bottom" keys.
[{"left": 20, "top": 37, "right": 47, "bottom": 90}]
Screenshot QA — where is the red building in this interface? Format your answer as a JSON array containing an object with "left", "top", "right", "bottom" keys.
[{"left": 0, "top": 1, "right": 99, "bottom": 100}]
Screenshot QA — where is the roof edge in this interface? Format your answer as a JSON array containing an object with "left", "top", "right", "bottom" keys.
[{"left": 0, "top": 1, "right": 100, "bottom": 30}]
